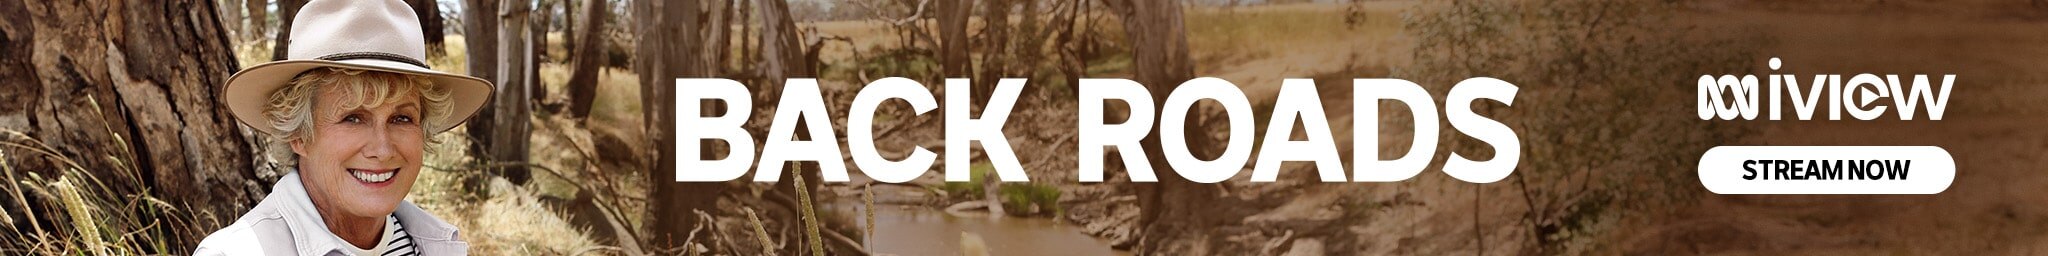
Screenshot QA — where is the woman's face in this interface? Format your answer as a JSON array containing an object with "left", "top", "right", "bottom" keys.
[{"left": 291, "top": 83, "right": 426, "bottom": 219}]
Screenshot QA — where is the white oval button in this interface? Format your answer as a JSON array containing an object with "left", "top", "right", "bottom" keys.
[{"left": 1699, "top": 146, "right": 1954, "bottom": 194}]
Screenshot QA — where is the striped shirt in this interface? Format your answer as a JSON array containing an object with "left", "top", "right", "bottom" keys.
[{"left": 340, "top": 215, "right": 418, "bottom": 256}]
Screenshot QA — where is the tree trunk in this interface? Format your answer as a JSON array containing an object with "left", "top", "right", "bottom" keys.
[
  {"left": 246, "top": 0, "right": 267, "bottom": 41},
  {"left": 975, "top": 0, "right": 1015, "bottom": 107},
  {"left": 462, "top": 0, "right": 499, "bottom": 83},
  {"left": 532, "top": 0, "right": 553, "bottom": 63},
  {"left": 271, "top": 0, "right": 308, "bottom": 61},
  {"left": 754, "top": 0, "right": 824, "bottom": 214},
  {"left": 1102, "top": 0, "right": 1224, "bottom": 253},
  {"left": 565, "top": 0, "right": 607, "bottom": 119},
  {"left": 221, "top": 0, "right": 244, "bottom": 41},
  {"left": 756, "top": 0, "right": 811, "bottom": 83},
  {"left": 637, "top": 0, "right": 726, "bottom": 251},
  {"left": 749, "top": 2, "right": 833, "bottom": 254},
  {"left": 936, "top": 0, "right": 971, "bottom": 79},
  {"left": 736, "top": 0, "right": 754, "bottom": 72},
  {"left": 711, "top": 0, "right": 736, "bottom": 73},
  {"left": 461, "top": 0, "right": 498, "bottom": 183},
  {"left": 527, "top": 0, "right": 549, "bottom": 104},
  {"left": 407, "top": 0, "right": 445, "bottom": 57},
  {"left": 491, "top": 0, "right": 533, "bottom": 185},
  {"left": 561, "top": 0, "right": 575, "bottom": 55},
  {"left": 0, "top": 0, "right": 274, "bottom": 252}
]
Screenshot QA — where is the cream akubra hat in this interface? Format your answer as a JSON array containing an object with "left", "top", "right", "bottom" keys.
[{"left": 223, "top": 0, "right": 492, "bottom": 135}]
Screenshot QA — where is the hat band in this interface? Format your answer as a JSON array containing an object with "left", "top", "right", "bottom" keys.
[{"left": 316, "top": 52, "right": 430, "bottom": 69}]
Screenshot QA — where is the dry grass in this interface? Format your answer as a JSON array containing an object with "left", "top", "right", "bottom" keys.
[
  {"left": 412, "top": 127, "right": 614, "bottom": 255},
  {"left": 414, "top": 37, "right": 638, "bottom": 254},
  {"left": 0, "top": 102, "right": 189, "bottom": 255},
  {"left": 1394, "top": 0, "right": 1759, "bottom": 253}
]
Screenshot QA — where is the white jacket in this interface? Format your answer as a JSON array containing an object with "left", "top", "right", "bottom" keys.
[{"left": 194, "top": 172, "right": 467, "bottom": 255}]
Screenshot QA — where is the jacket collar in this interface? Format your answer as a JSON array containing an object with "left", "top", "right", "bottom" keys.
[
  {"left": 269, "top": 171, "right": 466, "bottom": 256},
  {"left": 392, "top": 198, "right": 467, "bottom": 253}
]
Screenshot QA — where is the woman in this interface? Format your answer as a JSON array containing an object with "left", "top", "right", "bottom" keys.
[{"left": 196, "top": 0, "right": 492, "bottom": 255}]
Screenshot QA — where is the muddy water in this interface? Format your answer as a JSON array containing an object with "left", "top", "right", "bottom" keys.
[{"left": 838, "top": 204, "right": 1129, "bottom": 256}]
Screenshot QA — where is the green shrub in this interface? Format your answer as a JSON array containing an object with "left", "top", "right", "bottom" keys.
[{"left": 998, "top": 183, "right": 1062, "bottom": 216}]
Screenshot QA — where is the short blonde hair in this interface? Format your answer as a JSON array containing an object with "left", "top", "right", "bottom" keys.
[{"left": 264, "top": 67, "right": 453, "bottom": 165}]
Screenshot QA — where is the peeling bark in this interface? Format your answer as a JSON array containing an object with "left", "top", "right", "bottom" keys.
[
  {"left": 0, "top": 0, "right": 272, "bottom": 251},
  {"left": 1102, "top": 0, "right": 1230, "bottom": 253}
]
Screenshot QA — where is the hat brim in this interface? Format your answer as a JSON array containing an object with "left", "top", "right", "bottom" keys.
[{"left": 223, "top": 58, "right": 494, "bottom": 136}]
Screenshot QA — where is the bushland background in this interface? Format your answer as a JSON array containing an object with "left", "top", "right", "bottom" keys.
[{"left": 5, "top": 0, "right": 2048, "bottom": 255}]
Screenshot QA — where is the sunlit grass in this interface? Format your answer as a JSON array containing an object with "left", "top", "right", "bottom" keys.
[{"left": 1, "top": 119, "right": 188, "bottom": 254}]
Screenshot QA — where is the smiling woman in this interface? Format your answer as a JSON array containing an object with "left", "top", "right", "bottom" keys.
[
  {"left": 275, "top": 67, "right": 441, "bottom": 252},
  {"left": 191, "top": 0, "right": 494, "bottom": 255}
]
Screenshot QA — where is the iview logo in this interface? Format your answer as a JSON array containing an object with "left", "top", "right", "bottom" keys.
[{"left": 1698, "top": 58, "right": 1955, "bottom": 121}]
